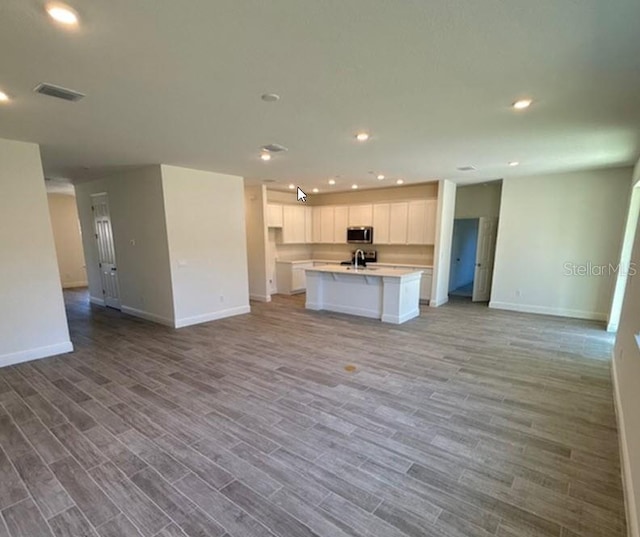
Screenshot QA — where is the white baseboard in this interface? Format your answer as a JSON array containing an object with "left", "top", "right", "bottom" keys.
[
  {"left": 174, "top": 305, "right": 251, "bottom": 329},
  {"left": 381, "top": 309, "right": 420, "bottom": 324},
  {"left": 430, "top": 296, "right": 449, "bottom": 307},
  {"left": 121, "top": 305, "right": 174, "bottom": 327},
  {"left": 0, "top": 341, "right": 74, "bottom": 368},
  {"left": 612, "top": 351, "right": 639, "bottom": 537},
  {"left": 488, "top": 301, "right": 607, "bottom": 321},
  {"left": 250, "top": 294, "right": 272, "bottom": 303},
  {"left": 62, "top": 280, "right": 88, "bottom": 289},
  {"left": 89, "top": 295, "right": 106, "bottom": 306}
]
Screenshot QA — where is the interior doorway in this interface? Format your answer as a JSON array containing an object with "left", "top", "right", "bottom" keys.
[
  {"left": 449, "top": 216, "right": 498, "bottom": 302},
  {"left": 449, "top": 219, "right": 478, "bottom": 297},
  {"left": 90, "top": 193, "right": 121, "bottom": 309}
]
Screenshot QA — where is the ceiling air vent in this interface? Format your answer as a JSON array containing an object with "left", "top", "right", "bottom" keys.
[
  {"left": 261, "top": 143, "right": 288, "bottom": 153},
  {"left": 34, "top": 83, "right": 85, "bottom": 102},
  {"left": 457, "top": 165, "right": 477, "bottom": 172}
]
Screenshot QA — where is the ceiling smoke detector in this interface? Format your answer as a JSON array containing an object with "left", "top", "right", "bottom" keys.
[
  {"left": 34, "top": 82, "right": 85, "bottom": 102},
  {"left": 261, "top": 143, "right": 288, "bottom": 153},
  {"left": 261, "top": 93, "right": 280, "bottom": 102}
]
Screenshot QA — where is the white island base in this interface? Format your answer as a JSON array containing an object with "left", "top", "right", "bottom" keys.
[{"left": 305, "top": 265, "right": 423, "bottom": 324}]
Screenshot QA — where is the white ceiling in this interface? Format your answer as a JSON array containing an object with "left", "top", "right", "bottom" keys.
[
  {"left": 44, "top": 177, "right": 75, "bottom": 196},
  {"left": 1, "top": 0, "right": 639, "bottom": 193}
]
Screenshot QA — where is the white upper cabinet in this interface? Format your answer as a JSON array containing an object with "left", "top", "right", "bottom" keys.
[
  {"left": 312, "top": 206, "right": 335, "bottom": 243},
  {"left": 372, "top": 204, "right": 391, "bottom": 244},
  {"left": 333, "top": 206, "right": 349, "bottom": 243},
  {"left": 266, "top": 204, "right": 283, "bottom": 227},
  {"left": 312, "top": 206, "right": 322, "bottom": 243},
  {"left": 407, "top": 200, "right": 428, "bottom": 244},
  {"left": 281, "top": 205, "right": 306, "bottom": 243},
  {"left": 274, "top": 198, "right": 436, "bottom": 245},
  {"left": 407, "top": 200, "right": 437, "bottom": 245},
  {"left": 348, "top": 204, "right": 373, "bottom": 227},
  {"left": 389, "top": 202, "right": 409, "bottom": 244},
  {"left": 319, "top": 206, "right": 335, "bottom": 243},
  {"left": 425, "top": 199, "right": 437, "bottom": 245},
  {"left": 304, "top": 206, "right": 313, "bottom": 243}
]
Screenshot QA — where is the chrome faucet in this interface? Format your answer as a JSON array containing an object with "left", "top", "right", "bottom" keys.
[{"left": 354, "top": 249, "right": 365, "bottom": 270}]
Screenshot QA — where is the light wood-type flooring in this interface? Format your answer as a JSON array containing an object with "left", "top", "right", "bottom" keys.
[{"left": 0, "top": 289, "right": 626, "bottom": 537}]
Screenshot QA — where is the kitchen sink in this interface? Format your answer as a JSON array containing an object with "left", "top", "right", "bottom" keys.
[{"left": 345, "top": 267, "right": 378, "bottom": 271}]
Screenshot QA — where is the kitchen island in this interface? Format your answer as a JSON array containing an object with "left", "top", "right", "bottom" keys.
[{"left": 304, "top": 264, "right": 423, "bottom": 324}]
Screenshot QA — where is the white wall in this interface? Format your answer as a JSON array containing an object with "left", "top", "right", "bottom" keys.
[
  {"left": 75, "top": 166, "right": 175, "bottom": 325},
  {"left": 431, "top": 180, "right": 456, "bottom": 306},
  {"left": 608, "top": 181, "right": 640, "bottom": 332},
  {"left": 612, "top": 159, "right": 640, "bottom": 537},
  {"left": 455, "top": 182, "right": 502, "bottom": 218},
  {"left": 490, "top": 168, "right": 630, "bottom": 320},
  {"left": 0, "top": 138, "right": 72, "bottom": 366},
  {"left": 161, "top": 165, "right": 250, "bottom": 328},
  {"left": 244, "top": 185, "right": 270, "bottom": 301},
  {"left": 48, "top": 193, "right": 87, "bottom": 288}
]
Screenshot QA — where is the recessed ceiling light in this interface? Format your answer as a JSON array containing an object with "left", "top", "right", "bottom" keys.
[
  {"left": 328, "top": 179, "right": 336, "bottom": 185},
  {"left": 260, "top": 152, "right": 271, "bottom": 161},
  {"left": 288, "top": 184, "right": 295, "bottom": 190},
  {"left": 46, "top": 3, "right": 79, "bottom": 25},
  {"left": 0, "top": 91, "right": 9, "bottom": 102},
  {"left": 396, "top": 179, "right": 404, "bottom": 185},
  {"left": 261, "top": 93, "right": 280, "bottom": 102},
  {"left": 508, "top": 161, "right": 520, "bottom": 167},
  {"left": 355, "top": 132, "right": 370, "bottom": 142},
  {"left": 512, "top": 99, "right": 532, "bottom": 110},
  {"left": 377, "top": 174, "right": 385, "bottom": 180},
  {"left": 352, "top": 184, "right": 359, "bottom": 189},
  {"left": 312, "top": 188, "right": 319, "bottom": 193}
]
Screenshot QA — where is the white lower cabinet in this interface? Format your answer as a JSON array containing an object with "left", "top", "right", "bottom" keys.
[
  {"left": 370, "top": 263, "right": 432, "bottom": 302},
  {"left": 276, "top": 261, "right": 313, "bottom": 294},
  {"left": 420, "top": 269, "right": 433, "bottom": 301}
]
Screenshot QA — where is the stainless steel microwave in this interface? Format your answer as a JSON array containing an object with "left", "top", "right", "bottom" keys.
[{"left": 347, "top": 227, "right": 373, "bottom": 244}]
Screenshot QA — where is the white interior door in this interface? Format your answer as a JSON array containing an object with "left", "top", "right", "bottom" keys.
[
  {"left": 472, "top": 217, "right": 498, "bottom": 302},
  {"left": 91, "top": 193, "right": 121, "bottom": 309}
]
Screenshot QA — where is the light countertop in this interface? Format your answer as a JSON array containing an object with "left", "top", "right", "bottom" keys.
[
  {"left": 304, "top": 264, "right": 424, "bottom": 278},
  {"left": 276, "top": 259, "right": 433, "bottom": 269}
]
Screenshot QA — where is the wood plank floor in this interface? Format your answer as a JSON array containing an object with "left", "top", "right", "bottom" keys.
[{"left": 0, "top": 289, "right": 625, "bottom": 537}]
